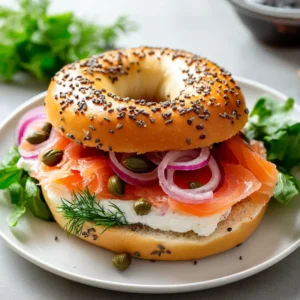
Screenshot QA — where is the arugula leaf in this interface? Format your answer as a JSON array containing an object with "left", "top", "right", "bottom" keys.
[
  {"left": 25, "top": 177, "right": 53, "bottom": 221},
  {"left": 7, "top": 205, "right": 26, "bottom": 227},
  {"left": 245, "top": 97, "right": 300, "bottom": 205},
  {"left": 2, "top": 145, "right": 21, "bottom": 168},
  {"left": 8, "top": 182, "right": 24, "bottom": 205},
  {"left": 0, "top": 0, "right": 137, "bottom": 81},
  {"left": 0, "top": 167, "right": 22, "bottom": 189},
  {"left": 264, "top": 123, "right": 300, "bottom": 171},
  {"left": 0, "top": 145, "right": 53, "bottom": 226},
  {"left": 273, "top": 172, "right": 299, "bottom": 205},
  {"left": 246, "top": 97, "right": 294, "bottom": 140}
]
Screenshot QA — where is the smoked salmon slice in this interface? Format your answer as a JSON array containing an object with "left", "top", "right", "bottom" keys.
[
  {"left": 29, "top": 131, "right": 278, "bottom": 217},
  {"left": 169, "top": 163, "right": 261, "bottom": 216},
  {"left": 218, "top": 136, "right": 278, "bottom": 205}
]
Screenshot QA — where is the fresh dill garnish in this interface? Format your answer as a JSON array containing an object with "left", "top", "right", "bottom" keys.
[{"left": 58, "top": 188, "right": 127, "bottom": 236}]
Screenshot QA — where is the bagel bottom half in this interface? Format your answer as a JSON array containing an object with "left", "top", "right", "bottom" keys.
[{"left": 43, "top": 187, "right": 267, "bottom": 261}]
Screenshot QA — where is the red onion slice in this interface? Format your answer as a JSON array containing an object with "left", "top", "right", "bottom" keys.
[
  {"left": 16, "top": 106, "right": 55, "bottom": 160},
  {"left": 16, "top": 106, "right": 47, "bottom": 145},
  {"left": 167, "top": 147, "right": 210, "bottom": 171},
  {"left": 146, "top": 152, "right": 166, "bottom": 165},
  {"left": 109, "top": 152, "right": 158, "bottom": 187},
  {"left": 18, "top": 128, "right": 57, "bottom": 160},
  {"left": 158, "top": 150, "right": 222, "bottom": 203}
]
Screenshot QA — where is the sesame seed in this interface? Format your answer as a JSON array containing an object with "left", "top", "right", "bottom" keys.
[
  {"left": 199, "top": 134, "right": 206, "bottom": 139},
  {"left": 187, "top": 117, "right": 195, "bottom": 125},
  {"left": 186, "top": 138, "right": 191, "bottom": 145},
  {"left": 165, "top": 119, "right": 173, "bottom": 125},
  {"left": 66, "top": 133, "right": 75, "bottom": 140}
]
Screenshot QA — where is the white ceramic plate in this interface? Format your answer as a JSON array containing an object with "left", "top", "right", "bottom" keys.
[{"left": 1, "top": 77, "right": 300, "bottom": 294}]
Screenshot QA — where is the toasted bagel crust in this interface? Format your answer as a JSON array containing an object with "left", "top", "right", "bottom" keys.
[
  {"left": 45, "top": 47, "right": 248, "bottom": 153},
  {"left": 43, "top": 186, "right": 267, "bottom": 261}
]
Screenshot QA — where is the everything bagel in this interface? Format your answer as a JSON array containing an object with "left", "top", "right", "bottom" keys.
[
  {"left": 13, "top": 47, "right": 280, "bottom": 265},
  {"left": 45, "top": 47, "right": 249, "bottom": 153}
]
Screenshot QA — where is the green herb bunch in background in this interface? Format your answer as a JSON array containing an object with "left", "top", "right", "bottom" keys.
[{"left": 0, "top": 0, "right": 137, "bottom": 81}]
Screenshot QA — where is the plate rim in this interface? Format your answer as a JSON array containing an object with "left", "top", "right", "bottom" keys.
[{"left": 1, "top": 76, "right": 299, "bottom": 294}]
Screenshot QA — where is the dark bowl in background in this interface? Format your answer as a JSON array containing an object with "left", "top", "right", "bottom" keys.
[{"left": 228, "top": 0, "right": 300, "bottom": 45}]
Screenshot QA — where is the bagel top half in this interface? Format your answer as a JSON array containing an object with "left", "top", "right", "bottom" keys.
[{"left": 45, "top": 47, "right": 248, "bottom": 153}]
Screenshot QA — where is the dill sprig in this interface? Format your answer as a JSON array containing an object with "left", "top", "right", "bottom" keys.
[{"left": 58, "top": 188, "right": 127, "bottom": 236}]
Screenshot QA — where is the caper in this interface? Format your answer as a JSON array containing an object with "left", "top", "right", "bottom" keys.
[
  {"left": 41, "top": 122, "right": 52, "bottom": 134},
  {"left": 108, "top": 175, "right": 125, "bottom": 196},
  {"left": 26, "top": 131, "right": 49, "bottom": 145},
  {"left": 112, "top": 253, "right": 131, "bottom": 271},
  {"left": 42, "top": 149, "right": 63, "bottom": 166},
  {"left": 133, "top": 198, "right": 152, "bottom": 216},
  {"left": 123, "top": 156, "right": 153, "bottom": 173},
  {"left": 189, "top": 181, "right": 203, "bottom": 189}
]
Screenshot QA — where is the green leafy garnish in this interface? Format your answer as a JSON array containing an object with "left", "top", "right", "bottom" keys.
[
  {"left": 273, "top": 172, "right": 299, "bottom": 205},
  {"left": 0, "top": 0, "right": 137, "bottom": 81},
  {"left": 245, "top": 97, "right": 300, "bottom": 205},
  {"left": 2, "top": 145, "right": 22, "bottom": 168},
  {"left": 8, "top": 182, "right": 24, "bottom": 205},
  {"left": 264, "top": 123, "right": 300, "bottom": 171},
  {"left": 25, "top": 177, "right": 53, "bottom": 221},
  {"left": 246, "top": 97, "right": 294, "bottom": 140},
  {"left": 7, "top": 205, "right": 26, "bottom": 227},
  {"left": 58, "top": 188, "right": 127, "bottom": 236},
  {"left": 0, "top": 146, "right": 52, "bottom": 226},
  {"left": 0, "top": 167, "right": 23, "bottom": 189}
]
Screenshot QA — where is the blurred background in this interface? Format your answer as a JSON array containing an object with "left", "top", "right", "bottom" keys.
[
  {"left": 0, "top": 0, "right": 299, "bottom": 106},
  {"left": 1, "top": 0, "right": 300, "bottom": 299}
]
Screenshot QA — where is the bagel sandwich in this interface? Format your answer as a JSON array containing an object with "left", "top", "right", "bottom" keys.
[{"left": 13, "top": 47, "right": 280, "bottom": 264}]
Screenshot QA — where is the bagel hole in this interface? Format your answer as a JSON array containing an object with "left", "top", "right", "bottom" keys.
[{"left": 109, "top": 63, "right": 184, "bottom": 103}]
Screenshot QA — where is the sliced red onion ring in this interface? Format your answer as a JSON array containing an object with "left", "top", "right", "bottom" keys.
[
  {"left": 109, "top": 152, "right": 158, "bottom": 187},
  {"left": 146, "top": 152, "right": 166, "bottom": 165},
  {"left": 18, "top": 128, "right": 57, "bottom": 160},
  {"left": 16, "top": 106, "right": 47, "bottom": 145},
  {"left": 158, "top": 150, "right": 222, "bottom": 204},
  {"left": 167, "top": 147, "right": 210, "bottom": 170},
  {"left": 16, "top": 106, "right": 55, "bottom": 160}
]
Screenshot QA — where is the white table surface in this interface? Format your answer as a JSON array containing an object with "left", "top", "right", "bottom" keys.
[{"left": 1, "top": 0, "right": 300, "bottom": 299}]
